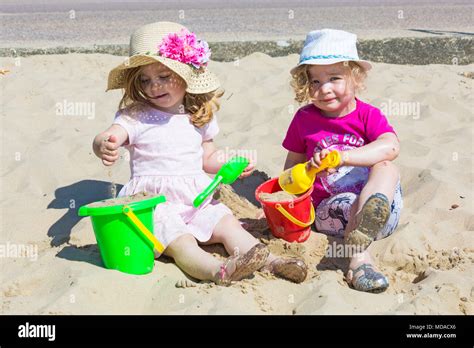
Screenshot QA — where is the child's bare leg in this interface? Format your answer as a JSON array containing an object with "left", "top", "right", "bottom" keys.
[
  {"left": 358, "top": 160, "right": 398, "bottom": 208},
  {"left": 344, "top": 160, "right": 399, "bottom": 292},
  {"left": 203, "top": 214, "right": 265, "bottom": 259},
  {"left": 349, "top": 249, "right": 373, "bottom": 270},
  {"left": 164, "top": 234, "right": 222, "bottom": 281},
  {"left": 206, "top": 215, "right": 307, "bottom": 283},
  {"left": 345, "top": 160, "right": 399, "bottom": 239},
  {"left": 164, "top": 220, "right": 273, "bottom": 285}
]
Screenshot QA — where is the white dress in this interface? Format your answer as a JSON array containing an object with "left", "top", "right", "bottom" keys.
[{"left": 113, "top": 104, "right": 232, "bottom": 256}]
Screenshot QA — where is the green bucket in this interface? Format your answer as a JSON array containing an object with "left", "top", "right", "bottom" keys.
[{"left": 78, "top": 194, "right": 166, "bottom": 275}]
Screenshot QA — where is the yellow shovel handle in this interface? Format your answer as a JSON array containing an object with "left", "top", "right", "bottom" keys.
[
  {"left": 123, "top": 205, "right": 165, "bottom": 254},
  {"left": 275, "top": 203, "right": 315, "bottom": 228},
  {"left": 308, "top": 150, "right": 341, "bottom": 175}
]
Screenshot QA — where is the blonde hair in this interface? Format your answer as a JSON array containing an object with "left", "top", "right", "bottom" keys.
[
  {"left": 290, "top": 61, "right": 367, "bottom": 104},
  {"left": 118, "top": 64, "right": 223, "bottom": 128}
]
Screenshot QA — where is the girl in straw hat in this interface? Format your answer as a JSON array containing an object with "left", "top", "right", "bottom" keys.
[
  {"left": 93, "top": 22, "right": 307, "bottom": 286},
  {"left": 283, "top": 29, "right": 403, "bottom": 293}
]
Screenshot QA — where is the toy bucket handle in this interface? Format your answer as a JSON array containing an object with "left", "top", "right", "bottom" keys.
[
  {"left": 275, "top": 203, "right": 315, "bottom": 228},
  {"left": 122, "top": 205, "right": 165, "bottom": 254}
]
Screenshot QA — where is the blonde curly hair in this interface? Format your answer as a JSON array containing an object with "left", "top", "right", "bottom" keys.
[
  {"left": 118, "top": 64, "right": 223, "bottom": 128},
  {"left": 290, "top": 61, "right": 367, "bottom": 104}
]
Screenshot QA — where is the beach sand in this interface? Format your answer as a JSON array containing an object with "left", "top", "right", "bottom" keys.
[{"left": 0, "top": 53, "right": 473, "bottom": 314}]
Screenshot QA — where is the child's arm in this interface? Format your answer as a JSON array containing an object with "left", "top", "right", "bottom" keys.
[
  {"left": 309, "top": 133, "right": 399, "bottom": 173},
  {"left": 283, "top": 151, "right": 307, "bottom": 170},
  {"left": 92, "top": 125, "right": 129, "bottom": 166},
  {"left": 340, "top": 132, "right": 400, "bottom": 167},
  {"left": 202, "top": 140, "right": 224, "bottom": 174},
  {"left": 202, "top": 140, "right": 254, "bottom": 178}
]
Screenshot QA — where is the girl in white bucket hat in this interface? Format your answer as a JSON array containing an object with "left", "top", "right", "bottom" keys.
[
  {"left": 92, "top": 22, "right": 308, "bottom": 285},
  {"left": 283, "top": 29, "right": 403, "bottom": 293}
]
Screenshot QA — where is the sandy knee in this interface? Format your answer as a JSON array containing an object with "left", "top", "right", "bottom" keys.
[
  {"left": 218, "top": 213, "right": 239, "bottom": 226},
  {"left": 165, "top": 233, "right": 197, "bottom": 257},
  {"left": 213, "top": 214, "right": 240, "bottom": 236},
  {"left": 374, "top": 160, "right": 399, "bottom": 175}
]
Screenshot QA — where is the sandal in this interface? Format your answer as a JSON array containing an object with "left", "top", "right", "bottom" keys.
[
  {"left": 345, "top": 193, "right": 391, "bottom": 250},
  {"left": 346, "top": 263, "right": 389, "bottom": 293},
  {"left": 216, "top": 243, "right": 269, "bottom": 286},
  {"left": 263, "top": 257, "right": 308, "bottom": 283}
]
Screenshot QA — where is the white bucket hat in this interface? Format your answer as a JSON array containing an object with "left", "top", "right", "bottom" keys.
[
  {"left": 107, "top": 22, "right": 220, "bottom": 94},
  {"left": 291, "top": 29, "right": 372, "bottom": 75}
]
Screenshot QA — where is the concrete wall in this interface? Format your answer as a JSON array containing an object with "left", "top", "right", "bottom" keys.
[{"left": 3, "top": 37, "right": 473, "bottom": 65}]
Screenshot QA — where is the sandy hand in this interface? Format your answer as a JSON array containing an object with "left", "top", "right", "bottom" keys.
[
  {"left": 100, "top": 134, "right": 120, "bottom": 166},
  {"left": 239, "top": 160, "right": 255, "bottom": 179},
  {"left": 308, "top": 149, "right": 338, "bottom": 176}
]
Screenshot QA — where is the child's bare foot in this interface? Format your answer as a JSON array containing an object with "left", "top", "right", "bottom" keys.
[
  {"left": 175, "top": 279, "right": 198, "bottom": 288},
  {"left": 215, "top": 243, "right": 269, "bottom": 286},
  {"left": 263, "top": 257, "right": 308, "bottom": 283},
  {"left": 345, "top": 193, "right": 390, "bottom": 250}
]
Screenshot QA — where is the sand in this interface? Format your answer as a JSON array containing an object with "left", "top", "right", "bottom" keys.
[
  {"left": 86, "top": 191, "right": 151, "bottom": 208},
  {"left": 258, "top": 191, "right": 298, "bottom": 203},
  {"left": 0, "top": 53, "right": 473, "bottom": 314}
]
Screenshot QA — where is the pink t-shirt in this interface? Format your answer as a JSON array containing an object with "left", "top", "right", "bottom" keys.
[{"left": 282, "top": 98, "right": 397, "bottom": 208}]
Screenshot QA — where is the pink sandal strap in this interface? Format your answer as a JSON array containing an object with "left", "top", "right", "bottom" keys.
[
  {"left": 219, "top": 264, "right": 228, "bottom": 282},
  {"left": 216, "top": 257, "right": 235, "bottom": 286}
]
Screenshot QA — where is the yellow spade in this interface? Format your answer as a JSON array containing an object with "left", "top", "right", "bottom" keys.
[{"left": 278, "top": 150, "right": 341, "bottom": 195}]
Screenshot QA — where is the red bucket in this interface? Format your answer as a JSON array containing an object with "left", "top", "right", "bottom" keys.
[{"left": 255, "top": 178, "right": 315, "bottom": 243}]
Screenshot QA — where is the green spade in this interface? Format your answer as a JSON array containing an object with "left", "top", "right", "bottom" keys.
[{"left": 193, "top": 156, "right": 249, "bottom": 208}]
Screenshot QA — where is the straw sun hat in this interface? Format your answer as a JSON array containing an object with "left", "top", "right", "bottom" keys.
[{"left": 107, "top": 22, "right": 219, "bottom": 94}]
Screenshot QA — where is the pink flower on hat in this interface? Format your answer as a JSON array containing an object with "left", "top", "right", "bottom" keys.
[{"left": 158, "top": 29, "right": 211, "bottom": 69}]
